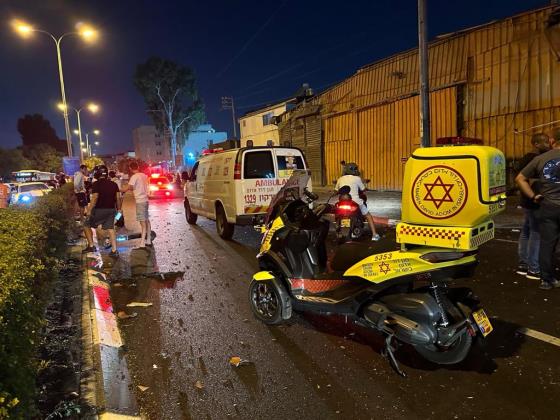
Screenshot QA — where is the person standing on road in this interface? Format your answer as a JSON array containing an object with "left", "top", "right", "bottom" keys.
[
  {"left": 122, "top": 162, "right": 152, "bottom": 248},
  {"left": 74, "top": 165, "right": 89, "bottom": 220},
  {"left": 515, "top": 133, "right": 551, "bottom": 280},
  {"left": 516, "top": 128, "right": 560, "bottom": 290},
  {"left": 82, "top": 165, "right": 121, "bottom": 256}
]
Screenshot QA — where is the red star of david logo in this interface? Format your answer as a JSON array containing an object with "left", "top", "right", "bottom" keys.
[
  {"left": 423, "top": 176, "right": 454, "bottom": 209},
  {"left": 379, "top": 261, "right": 391, "bottom": 275}
]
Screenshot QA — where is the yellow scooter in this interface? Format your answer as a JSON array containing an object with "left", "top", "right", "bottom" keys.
[{"left": 250, "top": 144, "right": 506, "bottom": 375}]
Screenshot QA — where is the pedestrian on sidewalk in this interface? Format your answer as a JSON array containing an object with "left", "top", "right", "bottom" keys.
[
  {"left": 73, "top": 165, "right": 89, "bottom": 221},
  {"left": 122, "top": 162, "right": 152, "bottom": 248},
  {"left": 82, "top": 165, "right": 121, "bottom": 257},
  {"left": 516, "top": 128, "right": 560, "bottom": 290},
  {"left": 515, "top": 133, "right": 550, "bottom": 280}
]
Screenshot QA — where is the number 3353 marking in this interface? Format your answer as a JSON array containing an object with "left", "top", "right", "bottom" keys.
[{"left": 374, "top": 253, "right": 392, "bottom": 261}]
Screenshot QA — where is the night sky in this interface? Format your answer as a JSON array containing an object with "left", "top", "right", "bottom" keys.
[{"left": 0, "top": 0, "right": 546, "bottom": 154}]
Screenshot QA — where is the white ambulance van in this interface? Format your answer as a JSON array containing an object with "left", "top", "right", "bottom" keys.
[{"left": 183, "top": 146, "right": 309, "bottom": 239}]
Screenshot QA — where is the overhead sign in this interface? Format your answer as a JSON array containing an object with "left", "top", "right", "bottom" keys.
[{"left": 63, "top": 157, "right": 81, "bottom": 175}]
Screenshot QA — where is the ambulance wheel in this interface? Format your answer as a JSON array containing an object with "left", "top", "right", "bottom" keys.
[
  {"left": 249, "top": 280, "right": 283, "bottom": 325},
  {"left": 216, "top": 204, "right": 234, "bottom": 240},
  {"left": 184, "top": 198, "right": 197, "bottom": 224}
]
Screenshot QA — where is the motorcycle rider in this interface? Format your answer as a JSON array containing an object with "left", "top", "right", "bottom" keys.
[{"left": 335, "top": 162, "right": 380, "bottom": 241}]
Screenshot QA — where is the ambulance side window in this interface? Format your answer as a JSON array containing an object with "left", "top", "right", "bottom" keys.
[
  {"left": 190, "top": 162, "right": 199, "bottom": 181},
  {"left": 243, "top": 151, "right": 274, "bottom": 179}
]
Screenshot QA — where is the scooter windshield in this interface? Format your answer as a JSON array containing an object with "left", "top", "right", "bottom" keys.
[{"left": 264, "top": 170, "right": 310, "bottom": 224}]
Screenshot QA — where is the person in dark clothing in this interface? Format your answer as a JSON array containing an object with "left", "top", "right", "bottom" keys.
[
  {"left": 515, "top": 133, "right": 550, "bottom": 280},
  {"left": 83, "top": 165, "right": 121, "bottom": 256},
  {"left": 516, "top": 128, "right": 560, "bottom": 290}
]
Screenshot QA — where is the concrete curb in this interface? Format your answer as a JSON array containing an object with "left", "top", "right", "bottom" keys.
[{"left": 81, "top": 249, "right": 140, "bottom": 418}]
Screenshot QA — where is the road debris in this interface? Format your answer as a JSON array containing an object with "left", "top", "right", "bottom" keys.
[
  {"left": 194, "top": 380, "right": 204, "bottom": 389},
  {"left": 229, "top": 356, "right": 251, "bottom": 367},
  {"left": 117, "top": 311, "right": 138, "bottom": 319},
  {"left": 138, "top": 385, "right": 149, "bottom": 392},
  {"left": 127, "top": 302, "right": 153, "bottom": 308}
]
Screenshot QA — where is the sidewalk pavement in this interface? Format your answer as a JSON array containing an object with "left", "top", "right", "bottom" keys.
[
  {"left": 314, "top": 186, "right": 524, "bottom": 229},
  {"left": 82, "top": 246, "right": 140, "bottom": 419}
]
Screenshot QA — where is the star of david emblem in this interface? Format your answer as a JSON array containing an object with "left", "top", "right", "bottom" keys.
[
  {"left": 379, "top": 261, "right": 391, "bottom": 275},
  {"left": 423, "top": 176, "right": 454, "bottom": 209}
]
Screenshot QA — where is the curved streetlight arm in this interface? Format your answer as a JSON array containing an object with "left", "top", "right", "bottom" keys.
[{"left": 30, "top": 29, "right": 79, "bottom": 158}]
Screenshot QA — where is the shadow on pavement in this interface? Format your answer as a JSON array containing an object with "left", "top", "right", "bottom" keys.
[
  {"left": 268, "top": 325, "right": 358, "bottom": 413},
  {"left": 299, "top": 312, "right": 524, "bottom": 376}
]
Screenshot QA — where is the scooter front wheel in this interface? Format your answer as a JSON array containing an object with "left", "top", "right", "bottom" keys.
[{"left": 249, "top": 280, "right": 283, "bottom": 325}]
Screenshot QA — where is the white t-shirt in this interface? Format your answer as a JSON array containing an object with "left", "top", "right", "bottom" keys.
[
  {"left": 128, "top": 172, "right": 149, "bottom": 203},
  {"left": 336, "top": 175, "right": 365, "bottom": 203},
  {"left": 73, "top": 171, "right": 85, "bottom": 193}
]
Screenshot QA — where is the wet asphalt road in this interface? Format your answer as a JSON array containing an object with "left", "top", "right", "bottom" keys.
[{"left": 101, "top": 194, "right": 560, "bottom": 420}]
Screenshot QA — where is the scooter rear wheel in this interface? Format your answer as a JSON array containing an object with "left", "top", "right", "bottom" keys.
[
  {"left": 414, "top": 329, "right": 472, "bottom": 365},
  {"left": 249, "top": 280, "right": 283, "bottom": 325}
]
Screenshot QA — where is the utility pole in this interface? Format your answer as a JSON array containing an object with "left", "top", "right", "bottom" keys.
[
  {"left": 418, "top": 0, "right": 431, "bottom": 147},
  {"left": 221, "top": 96, "right": 237, "bottom": 138}
]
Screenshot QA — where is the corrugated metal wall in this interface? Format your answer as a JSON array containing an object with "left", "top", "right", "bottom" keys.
[
  {"left": 463, "top": 7, "right": 560, "bottom": 159},
  {"left": 304, "top": 115, "right": 323, "bottom": 186},
  {"left": 324, "top": 88, "right": 457, "bottom": 189},
  {"left": 318, "top": 6, "right": 560, "bottom": 189}
]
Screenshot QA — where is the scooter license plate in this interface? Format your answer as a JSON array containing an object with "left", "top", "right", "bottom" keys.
[
  {"left": 341, "top": 219, "right": 351, "bottom": 227},
  {"left": 472, "top": 309, "right": 493, "bottom": 337}
]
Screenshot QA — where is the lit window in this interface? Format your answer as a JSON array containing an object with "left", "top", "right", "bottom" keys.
[{"left": 262, "top": 112, "right": 274, "bottom": 126}]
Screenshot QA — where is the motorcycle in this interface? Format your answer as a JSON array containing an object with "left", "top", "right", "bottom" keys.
[
  {"left": 250, "top": 163, "right": 502, "bottom": 375},
  {"left": 333, "top": 180, "right": 370, "bottom": 243}
]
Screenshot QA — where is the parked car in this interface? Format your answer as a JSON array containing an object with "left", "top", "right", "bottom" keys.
[
  {"left": 183, "top": 146, "right": 309, "bottom": 239},
  {"left": 148, "top": 175, "right": 175, "bottom": 198},
  {"left": 11, "top": 182, "right": 51, "bottom": 205}
]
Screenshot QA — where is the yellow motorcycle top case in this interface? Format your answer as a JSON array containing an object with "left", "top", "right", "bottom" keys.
[{"left": 398, "top": 145, "right": 506, "bottom": 250}]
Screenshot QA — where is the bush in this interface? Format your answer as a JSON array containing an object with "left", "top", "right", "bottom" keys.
[{"left": 0, "top": 185, "right": 75, "bottom": 419}]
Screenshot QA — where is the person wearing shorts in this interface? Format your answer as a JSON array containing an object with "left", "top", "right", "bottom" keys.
[
  {"left": 83, "top": 165, "right": 121, "bottom": 256},
  {"left": 123, "top": 162, "right": 152, "bottom": 248},
  {"left": 74, "top": 165, "right": 89, "bottom": 219}
]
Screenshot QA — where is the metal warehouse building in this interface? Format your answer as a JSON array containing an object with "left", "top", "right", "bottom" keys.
[{"left": 279, "top": 6, "right": 560, "bottom": 190}]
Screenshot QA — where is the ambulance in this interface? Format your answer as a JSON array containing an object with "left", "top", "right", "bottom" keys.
[{"left": 183, "top": 146, "right": 309, "bottom": 239}]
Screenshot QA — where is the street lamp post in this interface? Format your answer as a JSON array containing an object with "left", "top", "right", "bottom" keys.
[
  {"left": 60, "top": 102, "right": 99, "bottom": 162},
  {"left": 12, "top": 19, "right": 98, "bottom": 157},
  {"left": 418, "top": 0, "right": 431, "bottom": 148}
]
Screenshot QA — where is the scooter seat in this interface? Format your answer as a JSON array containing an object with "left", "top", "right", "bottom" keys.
[{"left": 330, "top": 240, "right": 398, "bottom": 272}]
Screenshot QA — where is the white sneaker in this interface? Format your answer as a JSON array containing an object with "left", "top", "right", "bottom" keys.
[{"left": 372, "top": 234, "right": 381, "bottom": 241}]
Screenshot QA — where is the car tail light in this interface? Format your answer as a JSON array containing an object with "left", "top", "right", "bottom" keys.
[
  {"left": 165, "top": 191, "right": 171, "bottom": 197},
  {"left": 420, "top": 250, "right": 477, "bottom": 263},
  {"left": 167, "top": 185, "right": 173, "bottom": 190},
  {"left": 149, "top": 185, "right": 159, "bottom": 191},
  {"left": 335, "top": 200, "right": 359, "bottom": 214},
  {"left": 234, "top": 163, "right": 241, "bottom": 180}
]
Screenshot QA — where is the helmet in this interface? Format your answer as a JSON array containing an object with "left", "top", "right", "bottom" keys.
[
  {"left": 343, "top": 162, "right": 360, "bottom": 176},
  {"left": 94, "top": 165, "right": 109, "bottom": 179}
]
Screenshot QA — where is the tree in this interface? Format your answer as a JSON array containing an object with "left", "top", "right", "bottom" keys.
[
  {"left": 0, "top": 148, "right": 30, "bottom": 179},
  {"left": 134, "top": 57, "right": 205, "bottom": 167},
  {"left": 83, "top": 156, "right": 105, "bottom": 171},
  {"left": 17, "top": 114, "right": 67, "bottom": 153},
  {"left": 23, "top": 144, "right": 63, "bottom": 173}
]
